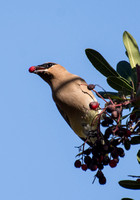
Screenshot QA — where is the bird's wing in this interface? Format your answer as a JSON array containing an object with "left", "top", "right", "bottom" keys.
[
  {"left": 56, "top": 103, "right": 91, "bottom": 144},
  {"left": 56, "top": 104, "right": 71, "bottom": 127}
]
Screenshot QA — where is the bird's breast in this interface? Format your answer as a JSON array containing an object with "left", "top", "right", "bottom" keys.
[{"left": 52, "top": 84, "right": 99, "bottom": 139}]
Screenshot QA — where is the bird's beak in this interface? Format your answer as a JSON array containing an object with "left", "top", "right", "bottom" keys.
[{"left": 29, "top": 66, "right": 47, "bottom": 74}]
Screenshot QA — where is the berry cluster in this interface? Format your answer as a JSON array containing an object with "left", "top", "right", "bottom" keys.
[
  {"left": 74, "top": 137, "right": 125, "bottom": 184},
  {"left": 74, "top": 84, "right": 140, "bottom": 185}
]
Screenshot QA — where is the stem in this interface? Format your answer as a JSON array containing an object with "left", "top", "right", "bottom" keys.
[{"left": 92, "top": 88, "right": 108, "bottom": 103}]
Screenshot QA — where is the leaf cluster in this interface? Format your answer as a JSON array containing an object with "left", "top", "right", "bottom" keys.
[
  {"left": 85, "top": 31, "right": 140, "bottom": 99},
  {"left": 85, "top": 31, "right": 140, "bottom": 192}
]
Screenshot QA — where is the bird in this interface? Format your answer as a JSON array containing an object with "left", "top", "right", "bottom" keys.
[{"left": 29, "top": 62, "right": 102, "bottom": 145}]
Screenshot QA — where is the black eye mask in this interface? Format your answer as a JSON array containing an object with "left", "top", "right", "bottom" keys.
[{"left": 38, "top": 62, "right": 56, "bottom": 69}]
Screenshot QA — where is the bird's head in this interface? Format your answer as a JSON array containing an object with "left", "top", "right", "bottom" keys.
[{"left": 29, "top": 62, "right": 67, "bottom": 86}]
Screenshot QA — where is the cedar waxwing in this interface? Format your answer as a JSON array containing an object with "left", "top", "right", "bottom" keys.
[{"left": 29, "top": 63, "right": 102, "bottom": 145}]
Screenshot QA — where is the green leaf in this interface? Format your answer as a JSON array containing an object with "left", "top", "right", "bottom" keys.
[
  {"left": 117, "top": 61, "right": 132, "bottom": 82},
  {"left": 136, "top": 65, "right": 140, "bottom": 97},
  {"left": 137, "top": 150, "right": 140, "bottom": 164},
  {"left": 107, "top": 76, "right": 133, "bottom": 94},
  {"left": 131, "top": 136, "right": 140, "bottom": 145},
  {"left": 123, "top": 31, "right": 140, "bottom": 69},
  {"left": 97, "top": 91, "right": 124, "bottom": 100},
  {"left": 128, "top": 175, "right": 140, "bottom": 178},
  {"left": 131, "top": 68, "right": 137, "bottom": 91},
  {"left": 85, "top": 48, "right": 120, "bottom": 78},
  {"left": 119, "top": 180, "right": 140, "bottom": 189}
]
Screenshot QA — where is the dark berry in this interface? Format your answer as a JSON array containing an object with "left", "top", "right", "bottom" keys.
[
  {"left": 108, "top": 145, "right": 115, "bottom": 153},
  {"left": 111, "top": 149, "right": 118, "bottom": 159},
  {"left": 87, "top": 84, "right": 95, "bottom": 90},
  {"left": 110, "top": 139, "right": 121, "bottom": 147},
  {"left": 115, "top": 128, "right": 126, "bottom": 137},
  {"left": 101, "top": 120, "right": 109, "bottom": 127},
  {"left": 91, "top": 156, "right": 98, "bottom": 165},
  {"left": 96, "top": 170, "right": 104, "bottom": 178},
  {"left": 108, "top": 118, "right": 113, "bottom": 124},
  {"left": 137, "top": 179, "right": 140, "bottom": 182},
  {"left": 74, "top": 160, "right": 81, "bottom": 168},
  {"left": 130, "top": 113, "right": 136, "bottom": 120},
  {"left": 97, "top": 163, "right": 104, "bottom": 170},
  {"left": 104, "top": 127, "right": 112, "bottom": 139},
  {"left": 102, "top": 144, "right": 109, "bottom": 152},
  {"left": 81, "top": 164, "right": 88, "bottom": 171},
  {"left": 103, "top": 156, "right": 110, "bottom": 165},
  {"left": 99, "top": 176, "right": 106, "bottom": 185},
  {"left": 117, "top": 147, "right": 125, "bottom": 157},
  {"left": 84, "top": 156, "right": 92, "bottom": 166},
  {"left": 95, "top": 139, "right": 102, "bottom": 146},
  {"left": 89, "top": 102, "right": 99, "bottom": 110},
  {"left": 90, "top": 164, "right": 98, "bottom": 171},
  {"left": 83, "top": 148, "right": 91, "bottom": 155},
  {"left": 104, "top": 117, "right": 113, "bottom": 124},
  {"left": 109, "top": 159, "right": 117, "bottom": 168},
  {"left": 124, "top": 139, "right": 131, "bottom": 150},
  {"left": 92, "top": 148, "right": 99, "bottom": 158},
  {"left": 99, "top": 155, "right": 104, "bottom": 163},
  {"left": 106, "top": 105, "right": 115, "bottom": 113}
]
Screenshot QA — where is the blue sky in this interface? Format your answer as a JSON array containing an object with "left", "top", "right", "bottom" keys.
[{"left": 0, "top": 0, "right": 140, "bottom": 199}]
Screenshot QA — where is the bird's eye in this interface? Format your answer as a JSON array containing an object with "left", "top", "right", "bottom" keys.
[
  {"left": 38, "top": 62, "right": 56, "bottom": 69},
  {"left": 45, "top": 62, "right": 56, "bottom": 69},
  {"left": 47, "top": 63, "right": 53, "bottom": 68}
]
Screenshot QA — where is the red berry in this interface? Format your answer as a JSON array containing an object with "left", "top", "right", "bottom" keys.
[
  {"left": 74, "top": 160, "right": 81, "bottom": 168},
  {"left": 109, "top": 159, "right": 117, "bottom": 168},
  {"left": 113, "top": 158, "right": 119, "bottom": 163},
  {"left": 90, "top": 164, "right": 98, "bottom": 171},
  {"left": 125, "top": 130, "right": 131, "bottom": 137},
  {"left": 89, "top": 102, "right": 99, "bottom": 110},
  {"left": 29, "top": 66, "right": 36, "bottom": 73},
  {"left": 81, "top": 164, "right": 88, "bottom": 171},
  {"left": 99, "top": 155, "right": 104, "bottom": 163}
]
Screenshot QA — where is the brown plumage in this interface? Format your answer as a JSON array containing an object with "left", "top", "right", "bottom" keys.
[{"left": 29, "top": 63, "right": 101, "bottom": 145}]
